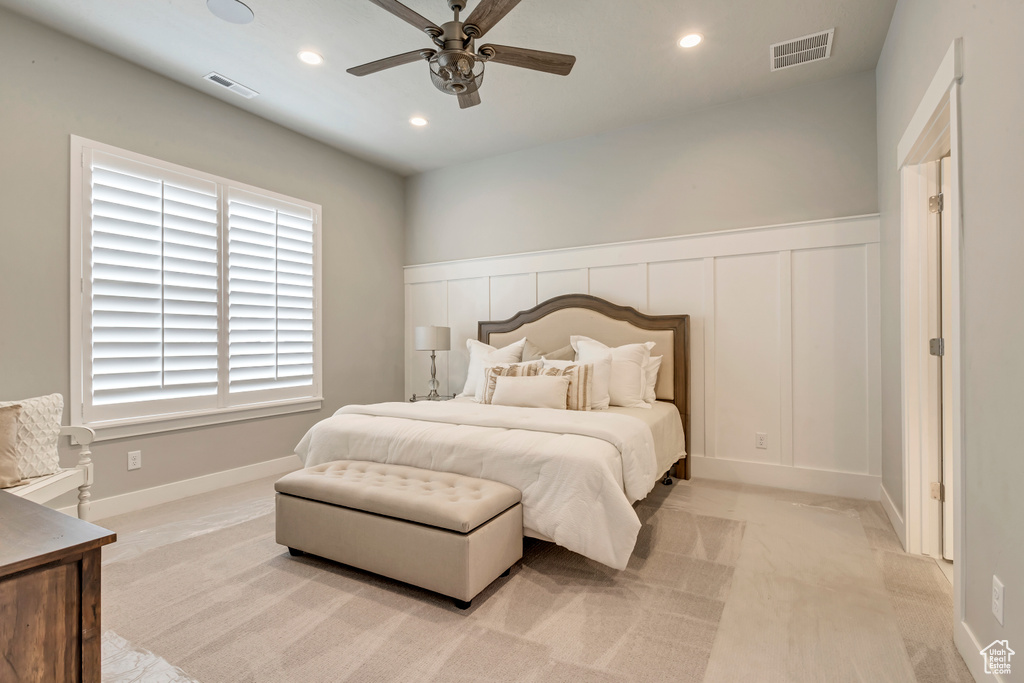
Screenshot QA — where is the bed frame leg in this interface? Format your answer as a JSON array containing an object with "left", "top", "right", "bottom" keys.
[
  {"left": 674, "top": 458, "right": 691, "bottom": 481},
  {"left": 661, "top": 472, "right": 673, "bottom": 486}
]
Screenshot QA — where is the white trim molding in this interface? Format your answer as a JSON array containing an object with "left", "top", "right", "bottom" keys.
[
  {"left": 897, "top": 39, "right": 962, "bottom": 169},
  {"left": 897, "top": 38, "right": 970, "bottom": 675},
  {"left": 880, "top": 483, "right": 906, "bottom": 549},
  {"left": 693, "top": 456, "right": 881, "bottom": 501},
  {"left": 57, "top": 454, "right": 302, "bottom": 520},
  {"left": 406, "top": 215, "right": 882, "bottom": 501}
]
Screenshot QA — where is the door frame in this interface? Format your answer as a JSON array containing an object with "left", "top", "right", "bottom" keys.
[{"left": 894, "top": 37, "right": 976, "bottom": 675}]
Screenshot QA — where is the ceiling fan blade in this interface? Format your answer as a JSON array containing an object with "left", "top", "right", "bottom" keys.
[
  {"left": 458, "top": 90, "right": 482, "bottom": 109},
  {"left": 347, "top": 49, "right": 436, "bottom": 77},
  {"left": 366, "top": 0, "right": 441, "bottom": 34},
  {"left": 479, "top": 44, "right": 576, "bottom": 75},
  {"left": 464, "top": 0, "right": 522, "bottom": 38}
]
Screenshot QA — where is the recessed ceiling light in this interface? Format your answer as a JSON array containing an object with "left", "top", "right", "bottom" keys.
[
  {"left": 207, "top": 0, "right": 254, "bottom": 25},
  {"left": 679, "top": 33, "right": 704, "bottom": 48},
  {"left": 410, "top": 117, "right": 428, "bottom": 127},
  {"left": 298, "top": 51, "right": 324, "bottom": 66}
]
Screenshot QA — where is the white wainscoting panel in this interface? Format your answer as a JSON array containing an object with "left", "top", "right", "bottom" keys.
[
  {"left": 404, "top": 215, "right": 882, "bottom": 499},
  {"left": 589, "top": 264, "right": 646, "bottom": 312},
  {"left": 490, "top": 273, "right": 537, "bottom": 321},
  {"left": 792, "top": 246, "right": 871, "bottom": 474},
  {"left": 446, "top": 277, "right": 490, "bottom": 396},
  {"left": 537, "top": 268, "right": 588, "bottom": 302},
  {"left": 648, "top": 259, "right": 706, "bottom": 458},
  {"left": 714, "top": 253, "right": 782, "bottom": 465}
]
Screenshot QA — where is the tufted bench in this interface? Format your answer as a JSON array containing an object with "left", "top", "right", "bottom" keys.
[{"left": 275, "top": 460, "right": 523, "bottom": 609}]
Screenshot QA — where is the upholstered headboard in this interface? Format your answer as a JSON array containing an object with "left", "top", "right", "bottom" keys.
[{"left": 479, "top": 294, "right": 690, "bottom": 462}]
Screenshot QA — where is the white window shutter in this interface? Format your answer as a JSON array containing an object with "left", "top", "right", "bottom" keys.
[
  {"left": 75, "top": 140, "right": 321, "bottom": 430},
  {"left": 227, "top": 192, "right": 316, "bottom": 401},
  {"left": 87, "top": 154, "right": 219, "bottom": 420}
]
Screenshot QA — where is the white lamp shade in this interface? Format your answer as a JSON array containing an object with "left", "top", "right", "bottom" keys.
[{"left": 414, "top": 326, "right": 451, "bottom": 351}]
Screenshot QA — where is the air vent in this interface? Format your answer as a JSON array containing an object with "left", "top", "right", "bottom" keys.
[
  {"left": 770, "top": 29, "right": 834, "bottom": 71},
  {"left": 203, "top": 72, "right": 259, "bottom": 99}
]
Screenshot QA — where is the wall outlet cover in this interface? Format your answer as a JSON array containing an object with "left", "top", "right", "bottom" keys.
[
  {"left": 128, "top": 450, "right": 142, "bottom": 471},
  {"left": 993, "top": 575, "right": 1005, "bottom": 626},
  {"left": 756, "top": 432, "right": 768, "bottom": 449}
]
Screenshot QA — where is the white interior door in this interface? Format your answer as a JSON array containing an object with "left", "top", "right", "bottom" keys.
[{"left": 940, "top": 156, "right": 954, "bottom": 561}]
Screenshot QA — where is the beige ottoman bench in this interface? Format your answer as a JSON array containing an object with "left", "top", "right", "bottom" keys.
[{"left": 275, "top": 460, "right": 523, "bottom": 609}]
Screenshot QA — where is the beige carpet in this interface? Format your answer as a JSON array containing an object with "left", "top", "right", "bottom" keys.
[{"left": 101, "top": 480, "right": 970, "bottom": 682}]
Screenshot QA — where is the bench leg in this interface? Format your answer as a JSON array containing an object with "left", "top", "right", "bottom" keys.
[
  {"left": 288, "top": 547, "right": 305, "bottom": 557},
  {"left": 500, "top": 567, "right": 511, "bottom": 578},
  {"left": 454, "top": 599, "right": 472, "bottom": 610}
]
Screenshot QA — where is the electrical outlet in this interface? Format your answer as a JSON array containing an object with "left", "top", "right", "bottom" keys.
[
  {"left": 755, "top": 432, "right": 768, "bottom": 450},
  {"left": 128, "top": 450, "right": 142, "bottom": 471},
  {"left": 993, "top": 575, "right": 1005, "bottom": 626}
]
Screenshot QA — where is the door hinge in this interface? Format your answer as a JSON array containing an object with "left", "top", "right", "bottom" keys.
[
  {"left": 929, "top": 338, "right": 945, "bottom": 356},
  {"left": 930, "top": 481, "right": 945, "bottom": 501},
  {"left": 929, "top": 193, "right": 944, "bottom": 213}
]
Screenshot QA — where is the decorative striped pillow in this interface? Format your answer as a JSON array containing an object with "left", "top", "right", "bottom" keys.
[
  {"left": 481, "top": 361, "right": 543, "bottom": 404},
  {"left": 542, "top": 364, "right": 593, "bottom": 411}
]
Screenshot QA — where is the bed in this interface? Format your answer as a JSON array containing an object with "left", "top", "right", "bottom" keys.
[{"left": 295, "top": 294, "right": 690, "bottom": 569}]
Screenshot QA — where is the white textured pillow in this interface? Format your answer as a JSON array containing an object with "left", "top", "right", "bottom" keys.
[
  {"left": 571, "top": 337, "right": 654, "bottom": 409},
  {"left": 644, "top": 356, "right": 663, "bottom": 404},
  {"left": 0, "top": 393, "right": 63, "bottom": 479},
  {"left": 490, "top": 375, "right": 570, "bottom": 410},
  {"left": 459, "top": 338, "right": 526, "bottom": 398}
]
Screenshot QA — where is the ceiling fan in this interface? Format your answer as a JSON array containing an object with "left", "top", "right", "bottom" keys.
[{"left": 347, "top": 0, "right": 577, "bottom": 109}]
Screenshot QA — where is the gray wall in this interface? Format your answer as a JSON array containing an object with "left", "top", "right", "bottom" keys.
[
  {"left": 0, "top": 8, "right": 406, "bottom": 502},
  {"left": 877, "top": 0, "right": 1024, "bottom": 662},
  {"left": 406, "top": 71, "right": 878, "bottom": 264}
]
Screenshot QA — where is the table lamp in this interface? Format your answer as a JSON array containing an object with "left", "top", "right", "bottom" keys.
[{"left": 414, "top": 326, "right": 451, "bottom": 400}]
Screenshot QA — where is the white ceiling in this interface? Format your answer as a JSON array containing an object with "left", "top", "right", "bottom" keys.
[{"left": 1, "top": 0, "right": 896, "bottom": 175}]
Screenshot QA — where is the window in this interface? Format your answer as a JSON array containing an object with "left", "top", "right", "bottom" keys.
[{"left": 70, "top": 137, "right": 322, "bottom": 439}]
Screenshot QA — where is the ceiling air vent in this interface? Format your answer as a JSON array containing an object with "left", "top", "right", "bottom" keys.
[
  {"left": 203, "top": 72, "right": 259, "bottom": 99},
  {"left": 770, "top": 29, "right": 834, "bottom": 71}
]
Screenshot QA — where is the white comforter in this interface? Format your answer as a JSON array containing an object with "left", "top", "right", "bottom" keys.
[{"left": 294, "top": 401, "right": 659, "bottom": 570}]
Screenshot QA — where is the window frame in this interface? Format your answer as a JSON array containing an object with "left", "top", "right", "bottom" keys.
[{"left": 70, "top": 135, "right": 323, "bottom": 441}]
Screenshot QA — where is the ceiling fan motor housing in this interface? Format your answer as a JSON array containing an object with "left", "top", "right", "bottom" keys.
[{"left": 429, "top": 49, "right": 484, "bottom": 96}]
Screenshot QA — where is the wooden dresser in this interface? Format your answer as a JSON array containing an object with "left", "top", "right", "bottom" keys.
[{"left": 0, "top": 490, "right": 116, "bottom": 682}]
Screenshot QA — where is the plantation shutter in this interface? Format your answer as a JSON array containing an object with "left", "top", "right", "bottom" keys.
[
  {"left": 227, "top": 190, "right": 316, "bottom": 401},
  {"left": 86, "top": 152, "right": 219, "bottom": 421}
]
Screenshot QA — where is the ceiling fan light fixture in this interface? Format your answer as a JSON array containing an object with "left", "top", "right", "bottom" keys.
[
  {"left": 207, "top": 0, "right": 254, "bottom": 25},
  {"left": 679, "top": 33, "right": 704, "bottom": 48},
  {"left": 298, "top": 51, "right": 324, "bottom": 65},
  {"left": 410, "top": 116, "right": 428, "bottom": 127}
]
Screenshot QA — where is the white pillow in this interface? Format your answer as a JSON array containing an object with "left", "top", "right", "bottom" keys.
[
  {"left": 644, "top": 356, "right": 663, "bottom": 404},
  {"left": 490, "top": 375, "right": 570, "bottom": 410},
  {"left": 0, "top": 393, "right": 63, "bottom": 479},
  {"left": 475, "top": 360, "right": 543, "bottom": 402},
  {"left": 459, "top": 338, "right": 526, "bottom": 398},
  {"left": 571, "top": 337, "right": 654, "bottom": 409}
]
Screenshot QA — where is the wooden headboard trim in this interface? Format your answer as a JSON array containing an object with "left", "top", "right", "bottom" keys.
[{"left": 478, "top": 294, "right": 690, "bottom": 469}]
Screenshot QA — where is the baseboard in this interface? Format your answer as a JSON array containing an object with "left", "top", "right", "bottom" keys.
[
  {"left": 956, "top": 618, "right": 1001, "bottom": 683},
  {"left": 879, "top": 483, "right": 907, "bottom": 550},
  {"left": 58, "top": 455, "right": 302, "bottom": 521},
  {"left": 691, "top": 455, "right": 881, "bottom": 500}
]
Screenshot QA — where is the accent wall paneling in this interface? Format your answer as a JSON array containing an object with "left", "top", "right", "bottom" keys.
[{"left": 405, "top": 215, "right": 882, "bottom": 499}]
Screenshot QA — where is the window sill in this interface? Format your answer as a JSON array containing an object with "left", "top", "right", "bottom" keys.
[{"left": 78, "top": 397, "right": 324, "bottom": 443}]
